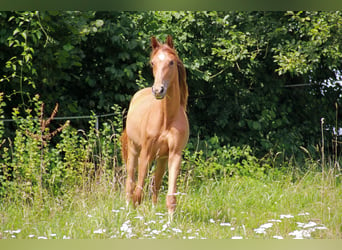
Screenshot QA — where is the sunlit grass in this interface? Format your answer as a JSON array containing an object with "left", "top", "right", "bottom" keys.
[{"left": 1, "top": 167, "right": 341, "bottom": 239}]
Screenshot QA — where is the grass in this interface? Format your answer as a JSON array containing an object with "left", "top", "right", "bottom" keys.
[{"left": 1, "top": 166, "right": 341, "bottom": 239}]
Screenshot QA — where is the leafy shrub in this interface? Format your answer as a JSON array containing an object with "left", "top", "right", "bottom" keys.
[
  {"left": 182, "top": 136, "right": 272, "bottom": 184},
  {"left": 0, "top": 96, "right": 124, "bottom": 202}
]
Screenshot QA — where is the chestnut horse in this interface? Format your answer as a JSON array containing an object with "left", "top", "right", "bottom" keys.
[{"left": 121, "top": 35, "right": 189, "bottom": 215}]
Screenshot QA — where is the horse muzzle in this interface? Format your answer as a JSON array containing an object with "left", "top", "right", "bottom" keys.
[{"left": 152, "top": 84, "right": 167, "bottom": 100}]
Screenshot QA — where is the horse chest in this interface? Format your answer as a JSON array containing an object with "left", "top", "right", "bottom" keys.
[{"left": 148, "top": 131, "right": 170, "bottom": 159}]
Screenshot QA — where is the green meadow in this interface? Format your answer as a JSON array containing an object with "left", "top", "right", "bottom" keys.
[{"left": 1, "top": 166, "right": 341, "bottom": 239}]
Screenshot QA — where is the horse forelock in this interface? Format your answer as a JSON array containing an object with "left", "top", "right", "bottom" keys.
[{"left": 151, "top": 45, "right": 188, "bottom": 110}]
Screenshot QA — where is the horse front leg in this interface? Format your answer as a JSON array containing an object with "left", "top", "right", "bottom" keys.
[
  {"left": 125, "top": 143, "right": 139, "bottom": 206},
  {"left": 152, "top": 158, "right": 167, "bottom": 205},
  {"left": 166, "top": 152, "right": 182, "bottom": 216}
]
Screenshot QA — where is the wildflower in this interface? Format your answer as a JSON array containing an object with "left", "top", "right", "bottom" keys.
[
  {"left": 38, "top": 236, "right": 48, "bottom": 239},
  {"left": 50, "top": 233, "right": 57, "bottom": 237},
  {"left": 220, "top": 222, "right": 231, "bottom": 226},
  {"left": 297, "top": 221, "right": 317, "bottom": 229},
  {"left": 268, "top": 219, "right": 281, "bottom": 223},
  {"left": 93, "top": 228, "right": 106, "bottom": 234},
  {"left": 151, "top": 230, "right": 160, "bottom": 235},
  {"left": 28, "top": 234, "right": 35, "bottom": 238},
  {"left": 120, "top": 220, "right": 136, "bottom": 238},
  {"left": 260, "top": 223, "right": 273, "bottom": 229},
  {"left": 112, "top": 209, "right": 120, "bottom": 213},
  {"left": 172, "top": 228, "right": 182, "bottom": 233},
  {"left": 254, "top": 223, "right": 273, "bottom": 234},
  {"left": 162, "top": 223, "right": 169, "bottom": 231},
  {"left": 144, "top": 220, "right": 156, "bottom": 225},
  {"left": 209, "top": 219, "right": 215, "bottom": 223},
  {"left": 120, "top": 221, "right": 132, "bottom": 234},
  {"left": 63, "top": 235, "right": 71, "bottom": 239},
  {"left": 280, "top": 214, "right": 294, "bottom": 219},
  {"left": 289, "top": 230, "right": 308, "bottom": 239},
  {"left": 231, "top": 236, "right": 243, "bottom": 239},
  {"left": 134, "top": 216, "right": 144, "bottom": 220},
  {"left": 4, "top": 229, "right": 21, "bottom": 234},
  {"left": 273, "top": 235, "right": 284, "bottom": 239},
  {"left": 298, "top": 212, "right": 310, "bottom": 216},
  {"left": 254, "top": 228, "right": 266, "bottom": 234}
]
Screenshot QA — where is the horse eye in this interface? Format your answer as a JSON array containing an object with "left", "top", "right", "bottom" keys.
[{"left": 169, "top": 60, "right": 174, "bottom": 66}]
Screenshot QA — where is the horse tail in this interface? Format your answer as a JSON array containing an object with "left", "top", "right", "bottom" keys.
[{"left": 120, "top": 129, "right": 128, "bottom": 165}]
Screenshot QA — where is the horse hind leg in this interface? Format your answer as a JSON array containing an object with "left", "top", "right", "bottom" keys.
[
  {"left": 151, "top": 158, "right": 167, "bottom": 205},
  {"left": 132, "top": 149, "right": 152, "bottom": 206},
  {"left": 125, "top": 142, "right": 139, "bottom": 206}
]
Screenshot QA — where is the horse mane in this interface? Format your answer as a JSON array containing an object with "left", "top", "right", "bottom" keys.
[{"left": 151, "top": 44, "right": 188, "bottom": 110}]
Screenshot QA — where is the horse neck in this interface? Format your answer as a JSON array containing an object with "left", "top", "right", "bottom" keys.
[{"left": 160, "top": 79, "right": 181, "bottom": 126}]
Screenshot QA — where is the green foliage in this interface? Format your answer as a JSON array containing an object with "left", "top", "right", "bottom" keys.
[
  {"left": 273, "top": 11, "right": 342, "bottom": 76},
  {"left": 183, "top": 136, "right": 271, "bottom": 184},
  {"left": 1, "top": 11, "right": 342, "bottom": 157},
  {"left": 0, "top": 96, "right": 124, "bottom": 201},
  {"left": 0, "top": 93, "right": 5, "bottom": 141}
]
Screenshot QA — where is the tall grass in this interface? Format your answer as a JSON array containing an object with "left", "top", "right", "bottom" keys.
[
  {"left": 1, "top": 167, "right": 341, "bottom": 239},
  {"left": 0, "top": 95, "right": 341, "bottom": 239}
]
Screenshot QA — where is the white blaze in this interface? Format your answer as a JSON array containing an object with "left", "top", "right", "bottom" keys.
[{"left": 158, "top": 53, "right": 165, "bottom": 61}]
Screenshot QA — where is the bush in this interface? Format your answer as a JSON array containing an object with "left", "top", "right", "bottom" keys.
[
  {"left": 182, "top": 136, "right": 272, "bottom": 184},
  {"left": 0, "top": 96, "right": 124, "bottom": 202}
]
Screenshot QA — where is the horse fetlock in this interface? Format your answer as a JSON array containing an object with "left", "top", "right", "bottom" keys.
[
  {"left": 152, "top": 194, "right": 158, "bottom": 205},
  {"left": 166, "top": 195, "right": 177, "bottom": 213},
  {"left": 133, "top": 188, "right": 143, "bottom": 206}
]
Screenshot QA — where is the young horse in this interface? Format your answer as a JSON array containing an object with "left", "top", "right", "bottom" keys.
[{"left": 121, "top": 35, "right": 189, "bottom": 216}]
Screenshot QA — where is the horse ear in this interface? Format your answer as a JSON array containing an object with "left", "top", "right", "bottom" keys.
[
  {"left": 166, "top": 35, "right": 174, "bottom": 48},
  {"left": 151, "top": 36, "right": 160, "bottom": 50}
]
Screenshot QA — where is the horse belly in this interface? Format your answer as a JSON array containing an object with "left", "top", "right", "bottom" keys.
[{"left": 126, "top": 89, "right": 155, "bottom": 147}]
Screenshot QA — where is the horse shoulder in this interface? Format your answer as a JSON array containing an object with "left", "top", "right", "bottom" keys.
[
  {"left": 173, "top": 107, "right": 189, "bottom": 133},
  {"left": 167, "top": 107, "right": 189, "bottom": 152},
  {"left": 129, "top": 87, "right": 152, "bottom": 106}
]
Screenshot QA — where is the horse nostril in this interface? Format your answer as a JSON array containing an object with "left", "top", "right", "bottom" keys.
[{"left": 152, "top": 84, "right": 166, "bottom": 99}]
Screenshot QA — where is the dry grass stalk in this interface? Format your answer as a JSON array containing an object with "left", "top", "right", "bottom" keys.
[{"left": 26, "top": 102, "right": 69, "bottom": 147}]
